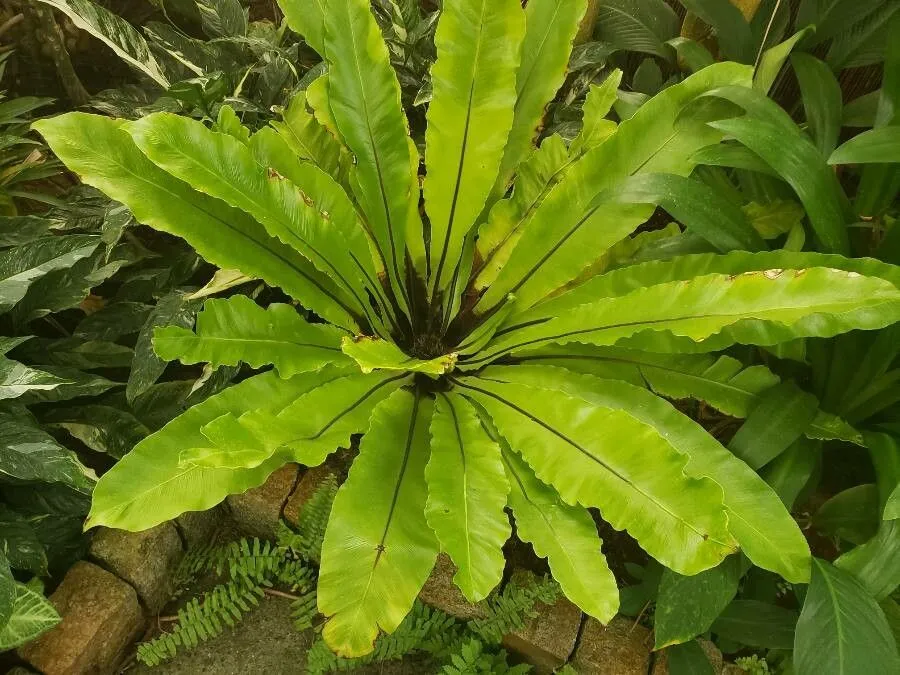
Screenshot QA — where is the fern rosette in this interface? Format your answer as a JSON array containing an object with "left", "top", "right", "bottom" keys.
[{"left": 34, "top": 0, "right": 900, "bottom": 658}]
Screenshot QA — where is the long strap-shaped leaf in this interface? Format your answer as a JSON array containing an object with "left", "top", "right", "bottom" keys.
[
  {"left": 270, "top": 92, "right": 347, "bottom": 185},
  {"left": 455, "top": 375, "right": 737, "bottom": 575},
  {"left": 501, "top": 446, "right": 617, "bottom": 623},
  {"left": 32, "top": 114, "right": 360, "bottom": 331},
  {"left": 323, "top": 0, "right": 419, "bottom": 311},
  {"left": 514, "top": 344, "right": 861, "bottom": 444},
  {"left": 425, "top": 392, "right": 509, "bottom": 602},
  {"left": 425, "top": 0, "right": 525, "bottom": 298},
  {"left": 86, "top": 370, "right": 328, "bottom": 531},
  {"left": 124, "top": 113, "right": 375, "bottom": 323},
  {"left": 153, "top": 296, "right": 351, "bottom": 378},
  {"left": 490, "top": 0, "right": 588, "bottom": 203},
  {"left": 319, "top": 388, "right": 439, "bottom": 657},
  {"left": 474, "top": 62, "right": 753, "bottom": 315},
  {"left": 194, "top": 371, "right": 411, "bottom": 470},
  {"left": 471, "top": 267, "right": 900, "bottom": 368},
  {"left": 486, "top": 365, "right": 811, "bottom": 583}
]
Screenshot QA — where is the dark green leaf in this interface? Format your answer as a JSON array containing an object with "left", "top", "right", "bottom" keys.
[
  {"left": 75, "top": 302, "right": 152, "bottom": 340},
  {"left": 655, "top": 556, "right": 741, "bottom": 648},
  {"left": 42, "top": 405, "right": 149, "bottom": 459},
  {"left": 829, "top": 127, "right": 900, "bottom": 165},
  {"left": 666, "top": 640, "right": 716, "bottom": 675},
  {"left": 0, "top": 507, "right": 46, "bottom": 575},
  {"left": 728, "top": 381, "right": 820, "bottom": 470},
  {"left": 127, "top": 291, "right": 197, "bottom": 402},
  {"left": 711, "top": 600, "right": 797, "bottom": 649},
  {"left": 814, "top": 484, "right": 879, "bottom": 545},
  {"left": 0, "top": 216, "right": 54, "bottom": 247},
  {"left": 795, "top": 558, "right": 900, "bottom": 675},
  {"left": 0, "top": 406, "right": 93, "bottom": 493},
  {"left": 594, "top": 0, "right": 679, "bottom": 59},
  {"left": 792, "top": 53, "right": 843, "bottom": 157},
  {"left": 17, "top": 366, "right": 120, "bottom": 405},
  {"left": 679, "top": 0, "right": 754, "bottom": 62}
]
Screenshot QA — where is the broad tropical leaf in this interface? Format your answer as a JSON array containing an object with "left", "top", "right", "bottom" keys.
[
  {"left": 124, "top": 113, "right": 376, "bottom": 322},
  {"left": 270, "top": 92, "right": 346, "bottom": 182},
  {"left": 482, "top": 365, "right": 811, "bottom": 582},
  {"left": 425, "top": 0, "right": 524, "bottom": 297},
  {"left": 456, "top": 373, "right": 738, "bottom": 575},
  {"left": 471, "top": 267, "right": 900, "bottom": 368},
  {"left": 514, "top": 344, "right": 861, "bottom": 444},
  {"left": 194, "top": 370, "right": 411, "bottom": 470},
  {"left": 318, "top": 389, "right": 438, "bottom": 657},
  {"left": 425, "top": 392, "right": 509, "bottom": 602},
  {"left": 0, "top": 356, "right": 68, "bottom": 400},
  {"left": 322, "top": 0, "right": 421, "bottom": 306},
  {"left": 154, "top": 295, "right": 350, "bottom": 377},
  {"left": 829, "top": 127, "right": 900, "bottom": 165},
  {"left": 280, "top": 0, "right": 326, "bottom": 54},
  {"left": 795, "top": 559, "right": 900, "bottom": 675},
  {"left": 474, "top": 63, "right": 753, "bottom": 314},
  {"left": 86, "top": 371, "right": 330, "bottom": 530},
  {"left": 501, "top": 446, "right": 617, "bottom": 623},
  {"left": 32, "top": 114, "right": 360, "bottom": 331}
]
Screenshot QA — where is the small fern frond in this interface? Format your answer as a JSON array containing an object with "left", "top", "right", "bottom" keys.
[
  {"left": 136, "top": 578, "right": 266, "bottom": 666},
  {"left": 441, "top": 638, "right": 531, "bottom": 674},
  {"left": 467, "top": 576, "right": 559, "bottom": 644},
  {"left": 292, "top": 587, "right": 318, "bottom": 631}
]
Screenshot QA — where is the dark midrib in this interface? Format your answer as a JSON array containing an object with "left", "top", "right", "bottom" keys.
[{"left": 374, "top": 387, "right": 422, "bottom": 566}]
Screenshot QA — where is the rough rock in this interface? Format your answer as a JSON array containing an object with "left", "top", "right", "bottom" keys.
[
  {"left": 651, "top": 639, "right": 724, "bottom": 674},
  {"left": 19, "top": 562, "right": 145, "bottom": 675},
  {"left": 175, "top": 506, "right": 224, "bottom": 548},
  {"left": 282, "top": 464, "right": 336, "bottom": 527},
  {"left": 418, "top": 553, "right": 487, "bottom": 620},
  {"left": 89, "top": 523, "right": 183, "bottom": 614},
  {"left": 571, "top": 616, "right": 652, "bottom": 675},
  {"left": 227, "top": 464, "right": 299, "bottom": 539},
  {"left": 502, "top": 572, "right": 582, "bottom": 673}
]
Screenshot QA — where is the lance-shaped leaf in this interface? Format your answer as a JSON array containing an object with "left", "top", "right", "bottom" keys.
[
  {"left": 516, "top": 344, "right": 860, "bottom": 444},
  {"left": 124, "top": 113, "right": 374, "bottom": 319},
  {"left": 471, "top": 267, "right": 900, "bottom": 368},
  {"left": 32, "top": 114, "right": 360, "bottom": 331},
  {"left": 323, "top": 0, "right": 419, "bottom": 310},
  {"left": 594, "top": 0, "right": 679, "bottom": 59},
  {"left": 456, "top": 375, "right": 737, "bottom": 575},
  {"left": 589, "top": 173, "right": 767, "bottom": 253},
  {"left": 795, "top": 558, "right": 900, "bottom": 674},
  {"left": 425, "top": 392, "right": 509, "bottom": 602},
  {"left": 195, "top": 371, "right": 411, "bottom": 470},
  {"left": 86, "top": 371, "right": 331, "bottom": 531},
  {"left": 475, "top": 62, "right": 753, "bottom": 315},
  {"left": 703, "top": 86, "right": 852, "bottom": 255},
  {"left": 153, "top": 296, "right": 350, "bottom": 377},
  {"left": 279, "top": 0, "right": 326, "bottom": 54},
  {"left": 0, "top": 235, "right": 99, "bottom": 314},
  {"left": 36, "top": 0, "right": 171, "bottom": 87},
  {"left": 319, "top": 389, "right": 438, "bottom": 657},
  {"left": 501, "top": 446, "right": 617, "bottom": 623},
  {"left": 829, "top": 127, "right": 900, "bottom": 165},
  {"left": 480, "top": 365, "right": 812, "bottom": 583},
  {"left": 271, "top": 92, "right": 345, "bottom": 183},
  {"left": 492, "top": 0, "right": 588, "bottom": 198},
  {"left": 341, "top": 337, "right": 456, "bottom": 376},
  {"left": 425, "top": 0, "right": 525, "bottom": 296},
  {"left": 792, "top": 53, "right": 843, "bottom": 158}
]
